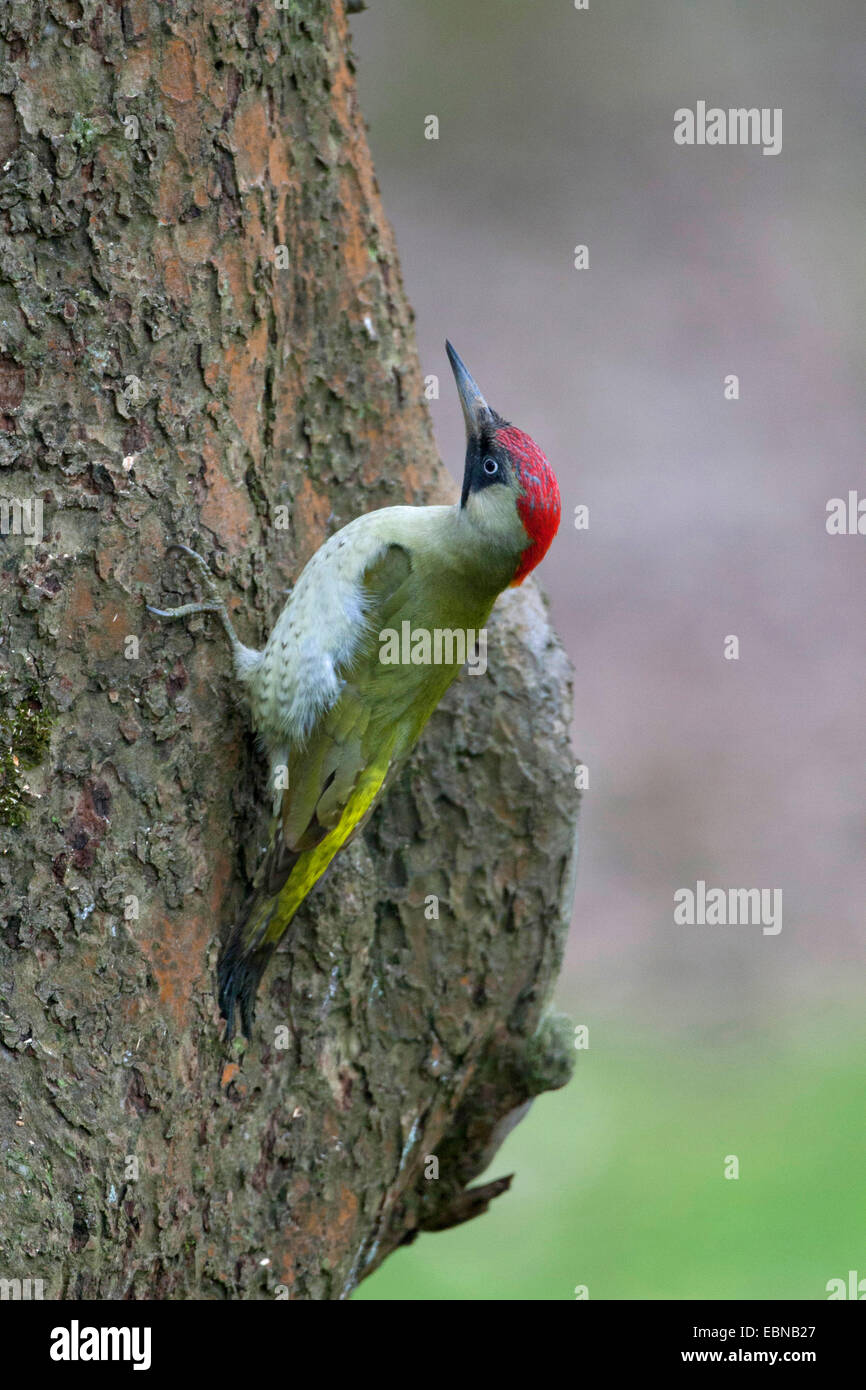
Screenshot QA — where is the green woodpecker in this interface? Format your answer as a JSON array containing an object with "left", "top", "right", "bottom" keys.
[{"left": 149, "top": 343, "right": 561, "bottom": 1037}]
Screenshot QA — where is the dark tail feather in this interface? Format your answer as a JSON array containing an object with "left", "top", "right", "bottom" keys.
[
  {"left": 217, "top": 837, "right": 303, "bottom": 1040},
  {"left": 217, "top": 932, "right": 276, "bottom": 1041}
]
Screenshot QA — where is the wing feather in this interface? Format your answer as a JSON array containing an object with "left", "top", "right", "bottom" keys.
[{"left": 274, "top": 542, "right": 411, "bottom": 866}]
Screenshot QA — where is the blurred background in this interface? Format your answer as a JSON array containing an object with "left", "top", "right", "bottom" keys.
[{"left": 349, "top": 0, "right": 866, "bottom": 1299}]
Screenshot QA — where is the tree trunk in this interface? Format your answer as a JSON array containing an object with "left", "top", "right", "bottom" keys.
[{"left": 0, "top": 0, "right": 578, "bottom": 1299}]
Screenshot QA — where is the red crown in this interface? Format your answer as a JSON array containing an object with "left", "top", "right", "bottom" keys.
[{"left": 494, "top": 425, "right": 561, "bottom": 584}]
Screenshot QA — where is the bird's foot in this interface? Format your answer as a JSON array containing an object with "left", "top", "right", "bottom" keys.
[{"left": 147, "top": 542, "right": 260, "bottom": 676}]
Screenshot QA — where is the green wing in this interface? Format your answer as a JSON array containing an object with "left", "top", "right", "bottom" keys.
[{"left": 242, "top": 543, "right": 416, "bottom": 944}]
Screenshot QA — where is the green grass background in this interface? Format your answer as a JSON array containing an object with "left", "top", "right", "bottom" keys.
[{"left": 355, "top": 1009, "right": 866, "bottom": 1300}]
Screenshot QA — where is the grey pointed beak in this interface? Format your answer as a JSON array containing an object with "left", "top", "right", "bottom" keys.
[{"left": 446, "top": 340, "right": 495, "bottom": 437}]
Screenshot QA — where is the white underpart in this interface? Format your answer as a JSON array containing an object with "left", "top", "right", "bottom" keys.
[{"left": 242, "top": 510, "right": 396, "bottom": 751}]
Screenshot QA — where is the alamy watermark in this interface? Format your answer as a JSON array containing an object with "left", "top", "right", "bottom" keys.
[
  {"left": 379, "top": 622, "right": 487, "bottom": 676},
  {"left": 0, "top": 1275, "right": 45, "bottom": 1299},
  {"left": 674, "top": 880, "right": 782, "bottom": 935},
  {"left": 0, "top": 496, "right": 43, "bottom": 546},
  {"left": 49, "top": 1321, "right": 151, "bottom": 1370},
  {"left": 826, "top": 1270, "right": 866, "bottom": 1299},
  {"left": 674, "top": 103, "right": 782, "bottom": 156},
  {"left": 826, "top": 492, "right": 866, "bottom": 534}
]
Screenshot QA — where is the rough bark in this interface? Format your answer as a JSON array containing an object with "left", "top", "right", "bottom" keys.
[{"left": 0, "top": 0, "right": 578, "bottom": 1299}]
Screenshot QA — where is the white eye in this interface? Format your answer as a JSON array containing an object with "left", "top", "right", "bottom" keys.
[{"left": 482, "top": 456, "right": 499, "bottom": 476}]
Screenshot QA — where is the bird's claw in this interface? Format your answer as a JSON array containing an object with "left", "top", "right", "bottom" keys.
[
  {"left": 166, "top": 542, "right": 208, "bottom": 568},
  {"left": 162, "top": 543, "right": 223, "bottom": 600},
  {"left": 146, "top": 543, "right": 223, "bottom": 622},
  {"left": 146, "top": 599, "right": 222, "bottom": 621},
  {"left": 147, "top": 545, "right": 258, "bottom": 676}
]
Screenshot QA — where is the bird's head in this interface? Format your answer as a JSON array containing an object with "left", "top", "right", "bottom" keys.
[{"left": 446, "top": 340, "right": 560, "bottom": 585}]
